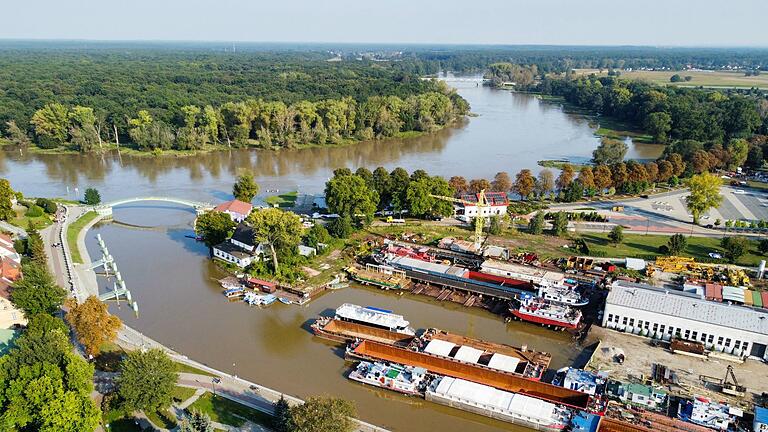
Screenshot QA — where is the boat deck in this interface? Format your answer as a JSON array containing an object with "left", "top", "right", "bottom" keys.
[
  {"left": 420, "top": 328, "right": 552, "bottom": 372},
  {"left": 318, "top": 319, "right": 414, "bottom": 346},
  {"left": 348, "top": 340, "right": 589, "bottom": 409},
  {"left": 348, "top": 267, "right": 407, "bottom": 289}
]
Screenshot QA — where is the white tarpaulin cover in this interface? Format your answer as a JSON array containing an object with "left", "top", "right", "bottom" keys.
[
  {"left": 453, "top": 345, "right": 484, "bottom": 363},
  {"left": 487, "top": 353, "right": 521, "bottom": 373},
  {"left": 424, "top": 339, "right": 456, "bottom": 357}
]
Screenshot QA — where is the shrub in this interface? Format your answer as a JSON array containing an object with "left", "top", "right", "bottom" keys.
[
  {"left": 25, "top": 204, "right": 44, "bottom": 218},
  {"left": 658, "top": 245, "right": 670, "bottom": 255},
  {"left": 35, "top": 197, "right": 57, "bottom": 214}
]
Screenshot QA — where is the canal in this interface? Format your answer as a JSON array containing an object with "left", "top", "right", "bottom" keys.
[{"left": 5, "top": 79, "right": 656, "bottom": 431}]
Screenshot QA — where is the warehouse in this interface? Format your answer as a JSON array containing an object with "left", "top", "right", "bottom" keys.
[{"left": 602, "top": 281, "right": 768, "bottom": 360}]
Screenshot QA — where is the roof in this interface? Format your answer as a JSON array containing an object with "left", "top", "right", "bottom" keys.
[
  {"left": 214, "top": 199, "right": 253, "bottom": 215},
  {"left": 626, "top": 383, "right": 653, "bottom": 397},
  {"left": 460, "top": 192, "right": 509, "bottom": 207},
  {"left": 0, "top": 233, "right": 13, "bottom": 247},
  {"left": 231, "top": 223, "right": 255, "bottom": 246},
  {"left": 755, "top": 406, "right": 768, "bottom": 424},
  {"left": 608, "top": 281, "right": 768, "bottom": 335},
  {"left": 247, "top": 278, "right": 276, "bottom": 288},
  {"left": 213, "top": 241, "right": 255, "bottom": 259}
]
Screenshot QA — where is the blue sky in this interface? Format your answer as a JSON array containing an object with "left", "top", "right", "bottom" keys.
[{"left": 4, "top": 0, "right": 767, "bottom": 46}]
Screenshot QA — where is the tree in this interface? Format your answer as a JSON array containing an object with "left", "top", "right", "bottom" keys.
[
  {"left": 645, "top": 112, "right": 672, "bottom": 143},
  {"left": 491, "top": 172, "right": 512, "bottom": 192},
  {"left": 551, "top": 211, "right": 569, "bottom": 237},
  {"left": 4, "top": 120, "right": 31, "bottom": 147},
  {"left": 608, "top": 225, "right": 624, "bottom": 245},
  {"left": 593, "top": 165, "right": 612, "bottom": 193},
  {"left": 556, "top": 164, "right": 574, "bottom": 191},
  {"left": 83, "top": 187, "right": 101, "bottom": 205},
  {"left": 685, "top": 173, "right": 723, "bottom": 225},
  {"left": 592, "top": 138, "right": 628, "bottom": 165},
  {"left": 180, "top": 410, "right": 214, "bottom": 432},
  {"left": 670, "top": 74, "right": 683, "bottom": 83},
  {"left": 758, "top": 238, "right": 768, "bottom": 255},
  {"left": 65, "top": 296, "right": 122, "bottom": 357},
  {"left": 528, "top": 212, "right": 545, "bottom": 235},
  {"left": 325, "top": 174, "right": 379, "bottom": 222},
  {"left": 372, "top": 167, "right": 392, "bottom": 208},
  {"left": 247, "top": 208, "right": 303, "bottom": 272},
  {"left": 667, "top": 233, "right": 688, "bottom": 255},
  {"left": 10, "top": 262, "right": 67, "bottom": 316},
  {"left": 116, "top": 348, "right": 177, "bottom": 412},
  {"left": 513, "top": 169, "right": 535, "bottom": 200},
  {"left": 448, "top": 176, "right": 468, "bottom": 195},
  {"left": 327, "top": 216, "right": 353, "bottom": 239},
  {"left": 405, "top": 177, "right": 454, "bottom": 218},
  {"left": 195, "top": 211, "right": 236, "bottom": 247},
  {"left": 388, "top": 167, "right": 410, "bottom": 211},
  {"left": 304, "top": 223, "right": 331, "bottom": 249},
  {"left": 488, "top": 216, "right": 503, "bottom": 235},
  {"left": 0, "top": 178, "right": 15, "bottom": 221},
  {"left": 36, "top": 197, "right": 57, "bottom": 214},
  {"left": 578, "top": 166, "right": 596, "bottom": 194},
  {"left": 720, "top": 236, "right": 749, "bottom": 263},
  {"left": 30, "top": 103, "right": 69, "bottom": 148},
  {"left": 726, "top": 138, "right": 749, "bottom": 170},
  {"left": 536, "top": 169, "right": 555, "bottom": 198},
  {"left": 233, "top": 172, "right": 259, "bottom": 202},
  {"left": 288, "top": 396, "right": 356, "bottom": 432},
  {"left": 272, "top": 396, "right": 292, "bottom": 432},
  {"left": 468, "top": 178, "right": 491, "bottom": 194}
]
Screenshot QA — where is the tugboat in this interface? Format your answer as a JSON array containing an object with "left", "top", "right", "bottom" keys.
[
  {"left": 348, "top": 361, "right": 429, "bottom": 396},
  {"left": 508, "top": 294, "right": 582, "bottom": 330},
  {"left": 538, "top": 285, "right": 589, "bottom": 307}
]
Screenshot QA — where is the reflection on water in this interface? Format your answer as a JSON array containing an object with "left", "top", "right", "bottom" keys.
[
  {"left": 84, "top": 205, "right": 590, "bottom": 432},
  {"left": 3, "top": 81, "right": 661, "bottom": 201}
]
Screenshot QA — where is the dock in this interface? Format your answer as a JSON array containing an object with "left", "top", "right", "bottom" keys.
[{"left": 347, "top": 340, "right": 590, "bottom": 409}]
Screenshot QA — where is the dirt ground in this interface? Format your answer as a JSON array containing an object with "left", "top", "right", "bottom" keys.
[{"left": 586, "top": 326, "right": 768, "bottom": 411}]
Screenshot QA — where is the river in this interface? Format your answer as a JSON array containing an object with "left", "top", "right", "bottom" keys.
[{"left": 5, "top": 79, "right": 660, "bottom": 431}]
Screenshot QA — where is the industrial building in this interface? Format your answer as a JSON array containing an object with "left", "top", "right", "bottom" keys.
[{"left": 602, "top": 281, "right": 768, "bottom": 360}]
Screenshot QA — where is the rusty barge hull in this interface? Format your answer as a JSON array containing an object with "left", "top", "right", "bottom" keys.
[
  {"left": 347, "top": 340, "right": 589, "bottom": 409},
  {"left": 312, "top": 319, "right": 414, "bottom": 346}
]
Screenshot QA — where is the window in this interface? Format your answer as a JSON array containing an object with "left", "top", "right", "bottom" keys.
[
  {"left": 684, "top": 330, "right": 690, "bottom": 339},
  {"left": 608, "top": 314, "right": 614, "bottom": 323},
  {"left": 725, "top": 338, "right": 731, "bottom": 347},
  {"left": 742, "top": 342, "right": 749, "bottom": 352},
  {"left": 644, "top": 322, "right": 650, "bottom": 329},
  {"left": 691, "top": 331, "right": 698, "bottom": 340},
  {"left": 717, "top": 336, "right": 724, "bottom": 345},
  {"left": 623, "top": 317, "right": 628, "bottom": 325},
  {"left": 652, "top": 323, "right": 658, "bottom": 332},
  {"left": 629, "top": 318, "right": 635, "bottom": 327},
  {"left": 659, "top": 325, "right": 666, "bottom": 334},
  {"left": 734, "top": 341, "right": 741, "bottom": 350},
  {"left": 708, "top": 335, "right": 714, "bottom": 344}
]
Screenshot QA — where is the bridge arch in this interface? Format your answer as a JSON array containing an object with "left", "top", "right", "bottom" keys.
[{"left": 95, "top": 197, "right": 213, "bottom": 216}]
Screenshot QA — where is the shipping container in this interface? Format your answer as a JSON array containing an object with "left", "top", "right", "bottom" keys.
[
  {"left": 753, "top": 290, "right": 764, "bottom": 308},
  {"left": 762, "top": 291, "right": 768, "bottom": 309},
  {"left": 722, "top": 286, "right": 745, "bottom": 303},
  {"left": 744, "top": 289, "right": 754, "bottom": 306}
]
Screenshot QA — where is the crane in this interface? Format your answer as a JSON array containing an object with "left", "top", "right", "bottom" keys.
[{"left": 429, "top": 189, "right": 490, "bottom": 249}]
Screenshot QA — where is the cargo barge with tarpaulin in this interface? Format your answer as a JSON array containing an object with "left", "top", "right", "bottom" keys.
[
  {"left": 346, "top": 339, "right": 591, "bottom": 409},
  {"left": 345, "top": 263, "right": 407, "bottom": 290},
  {"left": 410, "top": 328, "right": 552, "bottom": 380}
]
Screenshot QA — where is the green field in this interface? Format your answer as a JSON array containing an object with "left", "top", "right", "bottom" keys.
[
  {"left": 173, "top": 386, "right": 198, "bottom": 403},
  {"left": 265, "top": 191, "right": 298, "bottom": 208},
  {"left": 11, "top": 206, "right": 53, "bottom": 230},
  {"left": 187, "top": 393, "right": 272, "bottom": 427},
  {"left": 575, "top": 68, "right": 768, "bottom": 89},
  {"left": 66, "top": 211, "right": 99, "bottom": 264},
  {"left": 146, "top": 409, "right": 177, "bottom": 429},
  {"left": 174, "top": 361, "right": 218, "bottom": 377}
]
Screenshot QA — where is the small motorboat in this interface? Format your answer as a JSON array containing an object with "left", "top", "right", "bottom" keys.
[{"left": 278, "top": 297, "right": 293, "bottom": 305}]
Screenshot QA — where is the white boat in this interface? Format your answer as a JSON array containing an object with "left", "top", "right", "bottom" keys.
[
  {"left": 348, "top": 361, "right": 428, "bottom": 396},
  {"left": 244, "top": 292, "right": 277, "bottom": 306},
  {"left": 335, "top": 303, "right": 415, "bottom": 335},
  {"left": 539, "top": 285, "right": 589, "bottom": 307}
]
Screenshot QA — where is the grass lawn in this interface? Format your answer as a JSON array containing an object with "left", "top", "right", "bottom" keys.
[
  {"left": 574, "top": 68, "right": 768, "bottom": 90},
  {"left": 580, "top": 232, "right": 766, "bottom": 266},
  {"left": 145, "top": 409, "right": 177, "bottom": 429},
  {"left": 94, "top": 342, "right": 125, "bottom": 372},
  {"left": 265, "top": 191, "right": 298, "bottom": 208},
  {"left": 11, "top": 207, "right": 53, "bottom": 230},
  {"left": 174, "top": 360, "right": 218, "bottom": 377},
  {"left": 173, "top": 385, "right": 198, "bottom": 404},
  {"left": 187, "top": 393, "right": 273, "bottom": 427},
  {"left": 102, "top": 406, "right": 142, "bottom": 432},
  {"left": 66, "top": 210, "right": 98, "bottom": 263}
]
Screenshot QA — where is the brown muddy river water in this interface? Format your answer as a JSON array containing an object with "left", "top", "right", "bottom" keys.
[{"left": 6, "top": 78, "right": 659, "bottom": 431}]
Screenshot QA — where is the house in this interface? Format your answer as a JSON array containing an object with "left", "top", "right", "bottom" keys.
[
  {"left": 213, "top": 199, "right": 254, "bottom": 222},
  {"left": 455, "top": 192, "right": 509, "bottom": 218},
  {"left": 247, "top": 277, "right": 277, "bottom": 293},
  {"left": 606, "top": 380, "right": 668, "bottom": 411},
  {"left": 212, "top": 222, "right": 263, "bottom": 268},
  {"left": 0, "top": 234, "right": 20, "bottom": 264}
]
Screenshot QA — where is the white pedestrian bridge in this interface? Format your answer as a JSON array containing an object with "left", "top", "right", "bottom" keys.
[{"left": 94, "top": 196, "right": 214, "bottom": 216}]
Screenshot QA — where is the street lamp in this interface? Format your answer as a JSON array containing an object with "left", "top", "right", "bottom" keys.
[{"left": 212, "top": 377, "right": 220, "bottom": 398}]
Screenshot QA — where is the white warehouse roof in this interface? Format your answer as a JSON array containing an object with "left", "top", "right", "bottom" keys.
[{"left": 608, "top": 281, "right": 768, "bottom": 335}]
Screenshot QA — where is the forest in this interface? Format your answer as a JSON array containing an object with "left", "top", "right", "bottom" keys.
[{"left": 0, "top": 47, "right": 468, "bottom": 152}]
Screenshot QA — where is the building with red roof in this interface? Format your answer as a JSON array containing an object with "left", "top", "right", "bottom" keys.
[
  {"left": 457, "top": 192, "right": 510, "bottom": 218},
  {"left": 213, "top": 199, "right": 254, "bottom": 222}
]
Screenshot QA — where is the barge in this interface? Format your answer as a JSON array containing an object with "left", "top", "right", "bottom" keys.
[
  {"left": 346, "top": 264, "right": 407, "bottom": 290},
  {"left": 426, "top": 376, "right": 573, "bottom": 431},
  {"left": 334, "top": 303, "right": 416, "bottom": 335},
  {"left": 311, "top": 317, "right": 415, "bottom": 346},
  {"left": 346, "top": 340, "right": 590, "bottom": 409},
  {"left": 348, "top": 361, "right": 430, "bottom": 396},
  {"left": 414, "top": 328, "right": 551, "bottom": 380}
]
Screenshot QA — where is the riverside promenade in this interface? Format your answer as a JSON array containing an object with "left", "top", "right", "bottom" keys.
[{"left": 53, "top": 203, "right": 388, "bottom": 432}]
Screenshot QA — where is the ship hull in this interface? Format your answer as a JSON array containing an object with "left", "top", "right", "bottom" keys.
[
  {"left": 348, "top": 372, "right": 421, "bottom": 396},
  {"left": 509, "top": 310, "right": 579, "bottom": 330}
]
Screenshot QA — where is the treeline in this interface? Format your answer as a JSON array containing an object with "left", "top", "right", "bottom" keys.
[
  {"left": 0, "top": 48, "right": 468, "bottom": 151},
  {"left": 537, "top": 75, "right": 768, "bottom": 144},
  {"left": 484, "top": 63, "right": 539, "bottom": 89}
]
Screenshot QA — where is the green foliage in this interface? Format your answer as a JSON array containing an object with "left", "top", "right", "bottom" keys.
[
  {"left": 608, "top": 225, "right": 624, "bottom": 245},
  {"left": 179, "top": 409, "right": 214, "bottom": 432},
  {"left": 0, "top": 179, "right": 15, "bottom": 221},
  {"left": 233, "top": 173, "right": 259, "bottom": 203},
  {"left": 116, "top": 349, "right": 177, "bottom": 412},
  {"left": 83, "top": 187, "right": 101, "bottom": 205},
  {"left": 286, "top": 396, "right": 356, "bottom": 432},
  {"left": 25, "top": 204, "right": 44, "bottom": 218},
  {"left": 667, "top": 233, "right": 688, "bottom": 255},
  {"left": 758, "top": 238, "right": 768, "bottom": 255},
  {"left": 720, "top": 236, "right": 750, "bottom": 263},
  {"left": 405, "top": 176, "right": 454, "bottom": 218},
  {"left": 551, "top": 211, "right": 569, "bottom": 237},
  {"left": 685, "top": 173, "right": 723, "bottom": 224},
  {"left": 246, "top": 208, "right": 304, "bottom": 272},
  {"left": 528, "top": 212, "right": 545, "bottom": 235},
  {"left": 304, "top": 223, "right": 331, "bottom": 250},
  {"left": 592, "top": 137, "right": 628, "bottom": 165},
  {"left": 325, "top": 173, "right": 379, "bottom": 223},
  {"left": 10, "top": 261, "right": 67, "bottom": 316},
  {"left": 0, "top": 314, "right": 100, "bottom": 431},
  {"left": 327, "top": 216, "right": 354, "bottom": 239},
  {"left": 488, "top": 215, "right": 503, "bottom": 235},
  {"left": 195, "top": 211, "right": 236, "bottom": 247},
  {"left": 35, "top": 197, "right": 58, "bottom": 214},
  {"left": 273, "top": 396, "right": 293, "bottom": 432}
]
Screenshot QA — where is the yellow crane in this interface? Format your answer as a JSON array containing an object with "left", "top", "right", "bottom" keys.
[{"left": 429, "top": 189, "right": 490, "bottom": 248}]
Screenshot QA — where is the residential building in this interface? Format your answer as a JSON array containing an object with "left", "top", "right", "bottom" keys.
[
  {"left": 212, "top": 222, "right": 263, "bottom": 268},
  {"left": 606, "top": 381, "right": 667, "bottom": 411},
  {"left": 602, "top": 281, "right": 768, "bottom": 360},
  {"left": 455, "top": 192, "right": 509, "bottom": 218},
  {"left": 213, "top": 199, "right": 254, "bottom": 222},
  {"left": 0, "top": 234, "right": 20, "bottom": 264}
]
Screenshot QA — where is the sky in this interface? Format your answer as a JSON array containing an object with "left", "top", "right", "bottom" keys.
[{"left": 3, "top": 0, "right": 768, "bottom": 47}]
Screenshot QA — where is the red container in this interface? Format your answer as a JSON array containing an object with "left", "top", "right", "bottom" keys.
[{"left": 762, "top": 291, "right": 768, "bottom": 309}]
